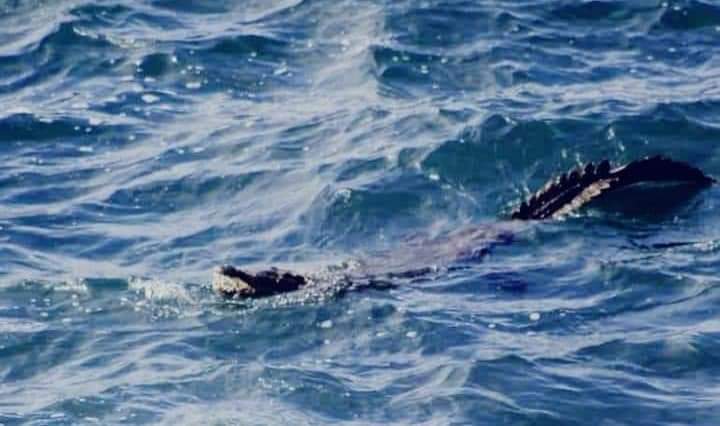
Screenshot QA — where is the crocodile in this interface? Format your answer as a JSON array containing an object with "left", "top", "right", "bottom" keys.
[{"left": 213, "top": 155, "right": 715, "bottom": 299}]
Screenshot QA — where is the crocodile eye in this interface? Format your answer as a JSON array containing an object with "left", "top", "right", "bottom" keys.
[{"left": 559, "top": 173, "right": 568, "bottom": 185}]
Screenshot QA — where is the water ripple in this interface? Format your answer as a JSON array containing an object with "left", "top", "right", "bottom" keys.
[{"left": 2, "top": 0, "right": 720, "bottom": 424}]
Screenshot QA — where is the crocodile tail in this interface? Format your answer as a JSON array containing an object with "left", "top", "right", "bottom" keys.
[
  {"left": 611, "top": 155, "right": 715, "bottom": 186},
  {"left": 511, "top": 155, "right": 715, "bottom": 220}
]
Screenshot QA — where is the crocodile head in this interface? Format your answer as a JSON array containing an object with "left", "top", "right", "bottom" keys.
[{"left": 213, "top": 265, "right": 306, "bottom": 298}]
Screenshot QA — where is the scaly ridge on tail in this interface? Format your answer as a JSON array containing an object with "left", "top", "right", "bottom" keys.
[{"left": 511, "top": 155, "right": 715, "bottom": 220}]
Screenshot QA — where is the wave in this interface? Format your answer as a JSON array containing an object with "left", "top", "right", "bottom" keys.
[{"left": 656, "top": 0, "right": 720, "bottom": 31}]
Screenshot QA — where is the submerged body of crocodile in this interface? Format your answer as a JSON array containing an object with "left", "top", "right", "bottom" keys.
[{"left": 213, "top": 155, "right": 715, "bottom": 299}]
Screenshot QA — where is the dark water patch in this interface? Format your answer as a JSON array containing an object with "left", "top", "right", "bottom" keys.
[
  {"left": 545, "top": 0, "right": 665, "bottom": 36},
  {"left": 206, "top": 33, "right": 289, "bottom": 58},
  {"left": 421, "top": 115, "right": 612, "bottom": 198},
  {"left": 165, "top": 33, "right": 314, "bottom": 95},
  {"left": 575, "top": 332, "right": 720, "bottom": 378},
  {"left": 656, "top": 1, "right": 720, "bottom": 31},
  {"left": 519, "top": 30, "right": 631, "bottom": 54},
  {"left": 0, "top": 20, "right": 114, "bottom": 63},
  {"left": 604, "top": 104, "right": 720, "bottom": 165},
  {"left": 135, "top": 53, "right": 177, "bottom": 79},
  {"left": 4, "top": 183, "right": 88, "bottom": 206},
  {"left": 0, "top": 57, "right": 62, "bottom": 96},
  {"left": 472, "top": 273, "right": 532, "bottom": 294},
  {"left": 3, "top": 225, "right": 110, "bottom": 259},
  {"left": 464, "top": 360, "right": 603, "bottom": 425},
  {"left": 163, "top": 227, "right": 223, "bottom": 252},
  {"left": 565, "top": 263, "right": 712, "bottom": 323},
  {"left": 305, "top": 180, "right": 428, "bottom": 247},
  {"left": 0, "top": 22, "right": 114, "bottom": 68},
  {"left": 384, "top": 3, "right": 494, "bottom": 48},
  {"left": 303, "top": 163, "right": 495, "bottom": 249},
  {"left": 661, "top": 99, "right": 720, "bottom": 131},
  {"left": 0, "top": 115, "right": 137, "bottom": 171},
  {"left": 335, "top": 157, "right": 390, "bottom": 183},
  {"left": 268, "top": 116, "right": 356, "bottom": 165},
  {"left": 0, "top": 114, "right": 90, "bottom": 142},
  {"left": 149, "top": 0, "right": 233, "bottom": 15},
  {"left": 0, "top": 21, "right": 119, "bottom": 91},
  {"left": 70, "top": 3, "right": 185, "bottom": 32},
  {"left": 638, "top": 37, "right": 719, "bottom": 67},
  {"left": 551, "top": 1, "right": 634, "bottom": 22},
  {"left": 260, "top": 365, "right": 380, "bottom": 421},
  {"left": 487, "top": 44, "right": 588, "bottom": 70},
  {"left": 105, "top": 171, "right": 268, "bottom": 215},
  {"left": 371, "top": 44, "right": 451, "bottom": 96},
  {"left": 95, "top": 90, "right": 184, "bottom": 121},
  {"left": 0, "top": 168, "right": 100, "bottom": 210}
]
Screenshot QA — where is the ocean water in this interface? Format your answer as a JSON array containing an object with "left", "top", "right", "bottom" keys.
[{"left": 2, "top": 0, "right": 720, "bottom": 424}]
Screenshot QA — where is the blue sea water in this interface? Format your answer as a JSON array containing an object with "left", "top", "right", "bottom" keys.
[{"left": 2, "top": 0, "right": 720, "bottom": 424}]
